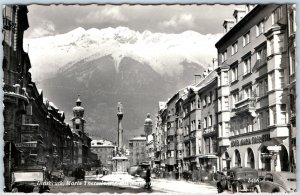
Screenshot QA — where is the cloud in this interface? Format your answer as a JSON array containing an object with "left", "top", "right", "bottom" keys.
[
  {"left": 160, "top": 13, "right": 195, "bottom": 28},
  {"left": 27, "top": 20, "right": 55, "bottom": 38},
  {"left": 77, "top": 6, "right": 127, "bottom": 23},
  {"left": 102, "top": 7, "right": 127, "bottom": 21}
]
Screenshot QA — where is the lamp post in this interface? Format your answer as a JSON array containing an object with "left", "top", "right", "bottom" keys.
[{"left": 144, "top": 113, "right": 153, "bottom": 166}]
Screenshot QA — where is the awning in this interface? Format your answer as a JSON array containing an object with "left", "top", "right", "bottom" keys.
[{"left": 199, "top": 154, "right": 218, "bottom": 159}]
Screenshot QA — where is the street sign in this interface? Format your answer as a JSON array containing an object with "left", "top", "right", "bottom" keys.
[{"left": 267, "top": 146, "right": 282, "bottom": 151}]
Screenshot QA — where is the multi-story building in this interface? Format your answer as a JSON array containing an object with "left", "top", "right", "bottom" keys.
[
  {"left": 215, "top": 4, "right": 292, "bottom": 172},
  {"left": 287, "top": 4, "right": 296, "bottom": 173},
  {"left": 128, "top": 135, "right": 147, "bottom": 166},
  {"left": 198, "top": 70, "right": 219, "bottom": 173},
  {"left": 182, "top": 86, "right": 202, "bottom": 171},
  {"left": 91, "top": 139, "right": 116, "bottom": 171}
]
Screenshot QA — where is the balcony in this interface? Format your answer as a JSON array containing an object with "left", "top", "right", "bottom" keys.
[
  {"left": 270, "top": 126, "right": 289, "bottom": 138},
  {"left": 233, "top": 97, "right": 256, "bottom": 116},
  {"left": 4, "top": 84, "right": 28, "bottom": 103},
  {"left": 183, "top": 135, "right": 190, "bottom": 142},
  {"left": 255, "top": 58, "right": 267, "bottom": 69},
  {"left": 167, "top": 142, "right": 175, "bottom": 151},
  {"left": 203, "top": 126, "right": 217, "bottom": 136},
  {"left": 167, "top": 127, "right": 176, "bottom": 136}
]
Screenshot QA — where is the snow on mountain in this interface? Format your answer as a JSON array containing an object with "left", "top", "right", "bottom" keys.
[{"left": 24, "top": 27, "right": 221, "bottom": 81}]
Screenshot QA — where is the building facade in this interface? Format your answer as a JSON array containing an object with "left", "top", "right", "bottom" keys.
[
  {"left": 128, "top": 136, "right": 147, "bottom": 166},
  {"left": 3, "top": 5, "right": 93, "bottom": 190},
  {"left": 91, "top": 139, "right": 116, "bottom": 172},
  {"left": 216, "top": 4, "right": 293, "bottom": 172}
]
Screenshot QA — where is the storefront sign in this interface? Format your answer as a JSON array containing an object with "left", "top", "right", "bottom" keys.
[
  {"left": 21, "top": 124, "right": 39, "bottom": 134},
  {"left": 231, "top": 134, "right": 271, "bottom": 147},
  {"left": 15, "top": 142, "right": 37, "bottom": 148}
]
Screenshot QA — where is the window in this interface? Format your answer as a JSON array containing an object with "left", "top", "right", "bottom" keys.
[
  {"left": 266, "top": 110, "right": 270, "bottom": 126},
  {"left": 204, "top": 117, "right": 207, "bottom": 129},
  {"left": 273, "top": 6, "right": 283, "bottom": 24},
  {"left": 243, "top": 31, "right": 250, "bottom": 46},
  {"left": 224, "top": 96, "right": 229, "bottom": 110},
  {"left": 205, "top": 138, "right": 210, "bottom": 154},
  {"left": 198, "top": 120, "right": 201, "bottom": 129},
  {"left": 231, "top": 42, "right": 238, "bottom": 55},
  {"left": 243, "top": 57, "right": 251, "bottom": 75},
  {"left": 280, "top": 104, "right": 286, "bottom": 124},
  {"left": 271, "top": 106, "right": 277, "bottom": 125},
  {"left": 244, "top": 86, "right": 252, "bottom": 99},
  {"left": 256, "top": 20, "right": 265, "bottom": 36},
  {"left": 257, "top": 47, "right": 267, "bottom": 66},
  {"left": 207, "top": 94, "right": 211, "bottom": 104},
  {"left": 279, "top": 70, "right": 285, "bottom": 88},
  {"left": 269, "top": 72, "right": 275, "bottom": 90},
  {"left": 232, "top": 92, "right": 239, "bottom": 107},
  {"left": 290, "top": 50, "right": 296, "bottom": 74},
  {"left": 231, "top": 66, "right": 238, "bottom": 82},
  {"left": 197, "top": 98, "right": 201, "bottom": 109},
  {"left": 76, "top": 125, "right": 79, "bottom": 129},
  {"left": 203, "top": 96, "right": 207, "bottom": 107},
  {"left": 223, "top": 71, "right": 228, "bottom": 85},
  {"left": 209, "top": 92, "right": 213, "bottom": 104},
  {"left": 208, "top": 115, "right": 212, "bottom": 127},
  {"left": 218, "top": 98, "right": 222, "bottom": 110},
  {"left": 224, "top": 122, "right": 229, "bottom": 137},
  {"left": 221, "top": 50, "right": 227, "bottom": 62},
  {"left": 278, "top": 34, "right": 285, "bottom": 52}
]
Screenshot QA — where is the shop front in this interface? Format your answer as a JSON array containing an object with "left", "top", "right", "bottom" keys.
[{"left": 221, "top": 131, "right": 290, "bottom": 172}]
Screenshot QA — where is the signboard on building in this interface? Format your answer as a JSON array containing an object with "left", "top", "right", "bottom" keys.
[
  {"left": 231, "top": 134, "right": 271, "bottom": 147},
  {"left": 21, "top": 124, "right": 39, "bottom": 134},
  {"left": 267, "top": 146, "right": 282, "bottom": 151},
  {"left": 15, "top": 142, "right": 37, "bottom": 148}
]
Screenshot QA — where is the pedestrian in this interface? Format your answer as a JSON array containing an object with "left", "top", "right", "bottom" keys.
[
  {"left": 144, "top": 168, "right": 151, "bottom": 189},
  {"left": 95, "top": 169, "right": 99, "bottom": 176}
]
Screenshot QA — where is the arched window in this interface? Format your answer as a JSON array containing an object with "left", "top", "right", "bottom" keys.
[{"left": 235, "top": 150, "right": 241, "bottom": 167}]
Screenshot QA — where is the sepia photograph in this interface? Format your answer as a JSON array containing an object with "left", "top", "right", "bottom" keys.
[{"left": 2, "top": 1, "right": 297, "bottom": 193}]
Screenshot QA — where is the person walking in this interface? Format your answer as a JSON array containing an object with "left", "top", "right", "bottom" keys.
[{"left": 145, "top": 168, "right": 151, "bottom": 189}]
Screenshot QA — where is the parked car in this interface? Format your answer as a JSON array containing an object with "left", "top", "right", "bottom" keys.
[
  {"left": 11, "top": 168, "right": 50, "bottom": 193},
  {"left": 51, "top": 171, "right": 65, "bottom": 182},
  {"left": 216, "top": 167, "right": 260, "bottom": 193},
  {"left": 73, "top": 168, "right": 85, "bottom": 181},
  {"left": 259, "top": 171, "right": 297, "bottom": 193}
]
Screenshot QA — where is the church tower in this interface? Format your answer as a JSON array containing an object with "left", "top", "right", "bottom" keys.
[{"left": 72, "top": 95, "right": 85, "bottom": 133}]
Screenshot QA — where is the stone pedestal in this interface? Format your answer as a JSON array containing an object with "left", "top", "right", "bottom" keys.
[{"left": 112, "top": 156, "right": 129, "bottom": 172}]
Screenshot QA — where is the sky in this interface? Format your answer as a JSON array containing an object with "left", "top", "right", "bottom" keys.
[{"left": 24, "top": 4, "right": 243, "bottom": 39}]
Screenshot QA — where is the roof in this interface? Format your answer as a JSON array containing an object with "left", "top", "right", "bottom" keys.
[
  {"left": 215, "top": 5, "right": 262, "bottom": 48},
  {"left": 129, "top": 136, "right": 146, "bottom": 141},
  {"left": 49, "top": 101, "right": 59, "bottom": 110}
]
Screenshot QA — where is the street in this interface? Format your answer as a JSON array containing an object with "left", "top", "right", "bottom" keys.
[{"left": 49, "top": 175, "right": 218, "bottom": 193}]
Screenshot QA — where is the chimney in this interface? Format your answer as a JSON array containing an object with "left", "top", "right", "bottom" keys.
[
  {"left": 245, "top": 4, "right": 255, "bottom": 13},
  {"left": 233, "top": 8, "right": 246, "bottom": 23},
  {"left": 223, "top": 19, "right": 235, "bottom": 34},
  {"left": 203, "top": 70, "right": 208, "bottom": 78}
]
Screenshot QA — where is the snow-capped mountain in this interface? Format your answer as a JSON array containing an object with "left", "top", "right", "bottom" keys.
[
  {"left": 23, "top": 27, "right": 220, "bottom": 143},
  {"left": 24, "top": 27, "right": 221, "bottom": 81}
]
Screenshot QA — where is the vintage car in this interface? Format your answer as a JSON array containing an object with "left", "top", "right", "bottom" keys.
[
  {"left": 216, "top": 167, "right": 261, "bottom": 193},
  {"left": 11, "top": 168, "right": 50, "bottom": 193},
  {"left": 51, "top": 171, "right": 65, "bottom": 182},
  {"left": 73, "top": 168, "right": 85, "bottom": 181},
  {"left": 259, "top": 172, "right": 297, "bottom": 193}
]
